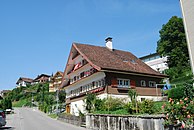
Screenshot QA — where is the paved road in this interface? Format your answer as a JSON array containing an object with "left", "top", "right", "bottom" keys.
[{"left": 2, "top": 107, "right": 86, "bottom": 130}]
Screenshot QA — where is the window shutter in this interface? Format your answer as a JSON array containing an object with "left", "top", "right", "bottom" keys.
[
  {"left": 130, "top": 80, "right": 136, "bottom": 88},
  {"left": 111, "top": 78, "right": 118, "bottom": 86}
]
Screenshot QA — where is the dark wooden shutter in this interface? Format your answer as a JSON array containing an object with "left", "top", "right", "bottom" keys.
[
  {"left": 111, "top": 78, "right": 118, "bottom": 87},
  {"left": 130, "top": 80, "right": 136, "bottom": 89}
]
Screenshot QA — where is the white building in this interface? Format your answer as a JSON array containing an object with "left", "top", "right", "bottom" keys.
[
  {"left": 16, "top": 77, "right": 33, "bottom": 87},
  {"left": 140, "top": 53, "right": 168, "bottom": 73},
  {"left": 180, "top": 0, "right": 194, "bottom": 75}
]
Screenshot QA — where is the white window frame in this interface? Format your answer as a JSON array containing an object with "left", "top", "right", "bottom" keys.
[
  {"left": 117, "top": 78, "right": 130, "bottom": 88},
  {"left": 149, "top": 81, "right": 156, "bottom": 87},
  {"left": 141, "top": 80, "right": 146, "bottom": 87}
]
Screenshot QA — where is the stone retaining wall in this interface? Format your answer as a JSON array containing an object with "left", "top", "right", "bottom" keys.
[
  {"left": 58, "top": 114, "right": 85, "bottom": 127},
  {"left": 86, "top": 114, "right": 165, "bottom": 130}
]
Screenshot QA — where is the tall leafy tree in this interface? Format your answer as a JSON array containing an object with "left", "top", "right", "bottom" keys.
[
  {"left": 85, "top": 93, "right": 96, "bottom": 113},
  {"left": 58, "top": 90, "right": 66, "bottom": 103},
  {"left": 157, "top": 16, "right": 189, "bottom": 69}
]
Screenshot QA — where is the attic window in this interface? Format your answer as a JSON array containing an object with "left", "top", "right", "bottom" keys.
[
  {"left": 130, "top": 59, "right": 136, "bottom": 64},
  {"left": 123, "top": 60, "right": 128, "bottom": 63}
]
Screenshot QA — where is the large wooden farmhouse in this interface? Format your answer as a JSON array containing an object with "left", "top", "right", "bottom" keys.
[{"left": 61, "top": 38, "right": 167, "bottom": 116}]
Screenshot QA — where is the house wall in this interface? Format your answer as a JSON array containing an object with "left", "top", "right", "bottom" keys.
[
  {"left": 105, "top": 72, "right": 162, "bottom": 93},
  {"left": 66, "top": 71, "right": 164, "bottom": 115},
  {"left": 18, "top": 81, "right": 31, "bottom": 87},
  {"left": 105, "top": 72, "right": 163, "bottom": 101},
  {"left": 97, "top": 93, "right": 162, "bottom": 102},
  {"left": 180, "top": 0, "right": 194, "bottom": 75},
  {"left": 21, "top": 81, "right": 27, "bottom": 87},
  {"left": 66, "top": 72, "right": 106, "bottom": 99},
  {"left": 70, "top": 100, "right": 86, "bottom": 116}
]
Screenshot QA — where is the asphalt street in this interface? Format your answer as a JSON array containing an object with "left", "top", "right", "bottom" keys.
[{"left": 2, "top": 107, "right": 86, "bottom": 130}]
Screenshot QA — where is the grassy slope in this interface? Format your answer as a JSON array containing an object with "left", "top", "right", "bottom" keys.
[{"left": 12, "top": 99, "right": 28, "bottom": 107}]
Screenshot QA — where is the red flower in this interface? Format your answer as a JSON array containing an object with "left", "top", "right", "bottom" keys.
[
  {"left": 169, "top": 98, "right": 173, "bottom": 103},
  {"left": 182, "top": 106, "right": 186, "bottom": 109},
  {"left": 162, "top": 103, "right": 166, "bottom": 109},
  {"left": 180, "top": 100, "right": 183, "bottom": 104}
]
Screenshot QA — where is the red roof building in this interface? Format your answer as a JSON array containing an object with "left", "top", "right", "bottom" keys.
[{"left": 61, "top": 38, "right": 167, "bottom": 115}]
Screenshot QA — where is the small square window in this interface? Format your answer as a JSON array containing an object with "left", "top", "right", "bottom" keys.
[
  {"left": 141, "top": 80, "right": 146, "bottom": 87},
  {"left": 149, "top": 81, "right": 156, "bottom": 87}
]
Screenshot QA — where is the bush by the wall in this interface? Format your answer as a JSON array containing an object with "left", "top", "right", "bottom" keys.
[
  {"left": 104, "top": 96, "right": 125, "bottom": 111},
  {"left": 139, "top": 99, "right": 154, "bottom": 114},
  {"left": 168, "top": 87, "right": 184, "bottom": 100}
]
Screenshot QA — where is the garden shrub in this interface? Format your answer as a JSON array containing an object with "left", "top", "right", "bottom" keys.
[
  {"left": 124, "top": 102, "right": 133, "bottom": 114},
  {"left": 163, "top": 81, "right": 194, "bottom": 129},
  {"left": 139, "top": 99, "right": 154, "bottom": 114},
  {"left": 95, "top": 98, "right": 105, "bottom": 111},
  {"left": 104, "top": 96, "right": 125, "bottom": 111},
  {"left": 168, "top": 87, "right": 184, "bottom": 100}
]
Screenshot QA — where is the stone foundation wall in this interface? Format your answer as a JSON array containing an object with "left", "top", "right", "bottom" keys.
[
  {"left": 58, "top": 114, "right": 85, "bottom": 127},
  {"left": 86, "top": 114, "right": 165, "bottom": 130}
]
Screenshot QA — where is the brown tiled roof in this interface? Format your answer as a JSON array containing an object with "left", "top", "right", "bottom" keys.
[
  {"left": 34, "top": 74, "right": 51, "bottom": 81},
  {"left": 52, "top": 71, "right": 63, "bottom": 79},
  {"left": 58, "top": 71, "right": 63, "bottom": 76},
  {"left": 16, "top": 77, "right": 33, "bottom": 84},
  {"left": 73, "top": 43, "right": 167, "bottom": 77}
]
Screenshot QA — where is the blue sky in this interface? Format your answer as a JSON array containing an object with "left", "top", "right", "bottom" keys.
[{"left": 0, "top": 0, "right": 181, "bottom": 90}]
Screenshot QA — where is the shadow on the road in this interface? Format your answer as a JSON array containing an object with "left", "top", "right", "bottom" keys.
[{"left": 0, "top": 127, "right": 14, "bottom": 130}]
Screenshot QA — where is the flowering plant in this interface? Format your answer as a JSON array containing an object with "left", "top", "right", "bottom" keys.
[{"left": 162, "top": 97, "right": 194, "bottom": 128}]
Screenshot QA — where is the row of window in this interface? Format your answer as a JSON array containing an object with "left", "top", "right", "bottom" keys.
[
  {"left": 142, "top": 55, "right": 161, "bottom": 62},
  {"left": 141, "top": 80, "right": 156, "bottom": 87},
  {"left": 69, "top": 68, "right": 97, "bottom": 84},
  {"left": 117, "top": 79, "right": 156, "bottom": 88},
  {"left": 67, "top": 78, "right": 105, "bottom": 98}
]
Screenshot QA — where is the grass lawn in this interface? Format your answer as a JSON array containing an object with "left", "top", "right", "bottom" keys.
[
  {"left": 94, "top": 109, "right": 129, "bottom": 115},
  {"left": 12, "top": 99, "right": 28, "bottom": 107},
  {"left": 153, "top": 101, "right": 167, "bottom": 114},
  {"left": 48, "top": 113, "right": 58, "bottom": 119}
]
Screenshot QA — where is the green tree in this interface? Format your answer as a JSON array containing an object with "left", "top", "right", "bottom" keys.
[
  {"left": 85, "top": 93, "right": 96, "bottom": 113},
  {"left": 128, "top": 89, "right": 138, "bottom": 113},
  {"left": 58, "top": 90, "right": 66, "bottom": 103},
  {"left": 1, "top": 98, "right": 12, "bottom": 110},
  {"left": 157, "top": 16, "right": 189, "bottom": 69}
]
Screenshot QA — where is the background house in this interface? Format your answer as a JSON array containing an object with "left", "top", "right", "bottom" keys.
[
  {"left": 33, "top": 74, "right": 51, "bottom": 84},
  {"left": 61, "top": 38, "right": 167, "bottom": 116},
  {"left": 49, "top": 71, "right": 63, "bottom": 92},
  {"left": 140, "top": 53, "right": 168, "bottom": 73},
  {"left": 16, "top": 77, "right": 33, "bottom": 87},
  {"left": 0, "top": 90, "right": 11, "bottom": 98}
]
